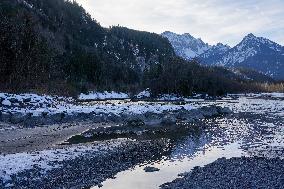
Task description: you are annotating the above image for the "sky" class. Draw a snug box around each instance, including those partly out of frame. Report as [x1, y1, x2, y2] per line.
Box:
[76, 0, 284, 46]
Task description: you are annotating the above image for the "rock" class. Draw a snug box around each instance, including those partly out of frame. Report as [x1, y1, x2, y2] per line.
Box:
[200, 106, 219, 117]
[176, 110, 190, 120]
[98, 183, 103, 188]
[41, 111, 49, 118]
[1, 112, 11, 122]
[2, 99, 12, 106]
[126, 117, 145, 127]
[8, 98, 19, 103]
[217, 107, 232, 115]
[107, 113, 122, 123]
[144, 166, 160, 172]
[23, 98, 32, 103]
[50, 113, 66, 122]
[161, 116, 176, 125]
[23, 116, 46, 127]
[10, 113, 30, 124]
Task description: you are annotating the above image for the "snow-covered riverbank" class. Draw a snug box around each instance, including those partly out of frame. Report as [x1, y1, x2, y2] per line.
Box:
[0, 92, 283, 188]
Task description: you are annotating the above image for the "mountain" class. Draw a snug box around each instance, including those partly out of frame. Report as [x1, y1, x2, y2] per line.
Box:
[164, 31, 284, 80]
[198, 43, 231, 64]
[0, 0, 277, 96]
[161, 31, 211, 60]
[207, 34, 284, 80]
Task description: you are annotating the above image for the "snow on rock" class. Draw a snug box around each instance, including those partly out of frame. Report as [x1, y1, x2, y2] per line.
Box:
[158, 94, 184, 101]
[0, 92, 199, 117]
[78, 91, 129, 100]
[1, 99, 11, 106]
[136, 89, 151, 99]
[161, 31, 211, 60]
[0, 93, 55, 105]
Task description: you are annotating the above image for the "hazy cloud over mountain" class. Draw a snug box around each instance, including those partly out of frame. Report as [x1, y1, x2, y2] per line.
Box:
[76, 0, 284, 46]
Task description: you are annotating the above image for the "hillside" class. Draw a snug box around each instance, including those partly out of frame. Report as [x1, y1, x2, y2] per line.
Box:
[0, 0, 175, 93]
[0, 0, 277, 96]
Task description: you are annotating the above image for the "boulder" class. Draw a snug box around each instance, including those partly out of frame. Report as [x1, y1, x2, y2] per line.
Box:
[10, 113, 31, 124]
[1, 112, 11, 122]
[50, 112, 66, 122]
[8, 98, 19, 103]
[126, 117, 145, 127]
[217, 107, 233, 115]
[144, 166, 160, 172]
[161, 116, 177, 125]
[200, 106, 219, 117]
[23, 97, 32, 103]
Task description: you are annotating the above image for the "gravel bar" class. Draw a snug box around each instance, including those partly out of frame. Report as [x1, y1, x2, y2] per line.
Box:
[160, 157, 284, 189]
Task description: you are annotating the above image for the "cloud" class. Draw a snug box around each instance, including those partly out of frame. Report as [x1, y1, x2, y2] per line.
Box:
[76, 0, 284, 46]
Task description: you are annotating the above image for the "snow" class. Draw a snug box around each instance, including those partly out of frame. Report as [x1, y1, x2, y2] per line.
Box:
[78, 91, 129, 100]
[2, 100, 11, 106]
[1, 92, 283, 121]
[0, 92, 198, 117]
[22, 0, 33, 9]
[161, 31, 211, 60]
[0, 141, 125, 183]
[158, 94, 184, 101]
[0, 92, 283, 183]
[136, 89, 151, 99]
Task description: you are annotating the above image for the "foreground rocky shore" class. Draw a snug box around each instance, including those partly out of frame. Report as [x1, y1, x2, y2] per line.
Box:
[0, 93, 232, 188]
[1, 92, 283, 189]
[160, 157, 284, 189]
[0, 140, 171, 189]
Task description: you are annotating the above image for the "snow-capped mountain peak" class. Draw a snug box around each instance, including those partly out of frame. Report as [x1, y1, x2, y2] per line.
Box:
[214, 34, 284, 80]
[239, 33, 283, 52]
[199, 43, 230, 60]
[164, 31, 284, 80]
[161, 31, 211, 60]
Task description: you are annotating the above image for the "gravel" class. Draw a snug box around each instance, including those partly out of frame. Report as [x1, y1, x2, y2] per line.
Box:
[0, 139, 171, 189]
[160, 157, 284, 189]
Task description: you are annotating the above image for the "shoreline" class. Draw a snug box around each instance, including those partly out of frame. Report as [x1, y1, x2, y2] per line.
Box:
[160, 157, 284, 189]
[0, 105, 231, 154]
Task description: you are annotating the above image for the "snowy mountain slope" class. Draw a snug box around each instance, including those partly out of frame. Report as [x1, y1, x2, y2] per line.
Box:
[161, 31, 211, 60]
[163, 31, 284, 80]
[198, 43, 231, 65]
[212, 34, 284, 80]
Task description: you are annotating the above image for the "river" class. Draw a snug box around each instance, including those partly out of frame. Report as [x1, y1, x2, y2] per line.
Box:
[92, 93, 284, 189]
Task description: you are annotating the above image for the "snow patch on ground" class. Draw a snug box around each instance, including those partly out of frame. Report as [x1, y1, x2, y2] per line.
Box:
[136, 89, 151, 99]
[0, 141, 124, 183]
[78, 91, 129, 100]
[0, 92, 198, 117]
[158, 94, 184, 101]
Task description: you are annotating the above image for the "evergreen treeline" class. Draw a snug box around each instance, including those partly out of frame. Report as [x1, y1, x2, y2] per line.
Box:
[0, 0, 277, 96]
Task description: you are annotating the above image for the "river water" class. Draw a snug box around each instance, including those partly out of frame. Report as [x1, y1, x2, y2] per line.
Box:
[92, 93, 284, 189]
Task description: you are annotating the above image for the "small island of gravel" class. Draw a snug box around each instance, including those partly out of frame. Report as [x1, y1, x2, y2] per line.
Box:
[160, 157, 284, 189]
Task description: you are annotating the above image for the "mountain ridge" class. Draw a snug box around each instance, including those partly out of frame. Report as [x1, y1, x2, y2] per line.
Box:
[163, 32, 284, 80]
[161, 31, 211, 60]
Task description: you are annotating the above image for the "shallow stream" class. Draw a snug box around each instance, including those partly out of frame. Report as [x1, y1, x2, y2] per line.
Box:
[92, 94, 284, 189]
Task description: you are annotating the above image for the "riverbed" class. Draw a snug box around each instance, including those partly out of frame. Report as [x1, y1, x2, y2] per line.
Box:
[92, 93, 284, 189]
[0, 93, 283, 188]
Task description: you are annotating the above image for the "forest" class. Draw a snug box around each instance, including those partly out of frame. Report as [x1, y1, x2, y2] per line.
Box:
[0, 0, 282, 96]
